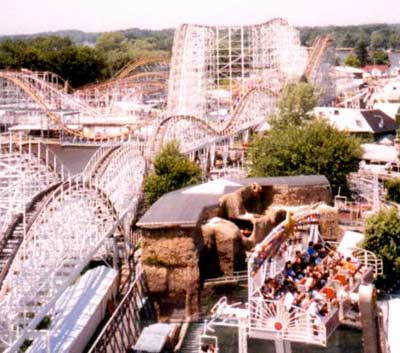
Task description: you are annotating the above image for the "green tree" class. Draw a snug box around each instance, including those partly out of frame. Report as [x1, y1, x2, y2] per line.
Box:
[95, 32, 170, 77]
[53, 46, 106, 87]
[0, 37, 106, 87]
[252, 82, 361, 195]
[249, 120, 362, 195]
[363, 208, 400, 290]
[370, 30, 387, 50]
[342, 33, 356, 48]
[344, 53, 361, 68]
[143, 141, 202, 205]
[389, 32, 400, 50]
[95, 32, 131, 76]
[95, 32, 128, 52]
[371, 50, 390, 65]
[269, 82, 319, 128]
[384, 178, 400, 203]
[354, 39, 371, 67]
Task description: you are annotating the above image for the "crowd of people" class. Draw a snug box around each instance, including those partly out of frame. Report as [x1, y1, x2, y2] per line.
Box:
[260, 240, 361, 321]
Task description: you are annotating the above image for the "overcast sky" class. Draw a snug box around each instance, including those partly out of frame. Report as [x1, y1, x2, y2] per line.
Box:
[1, 0, 400, 35]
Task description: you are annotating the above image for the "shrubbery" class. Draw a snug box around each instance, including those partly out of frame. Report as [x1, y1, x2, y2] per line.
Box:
[363, 208, 400, 291]
[143, 141, 202, 205]
[384, 178, 400, 204]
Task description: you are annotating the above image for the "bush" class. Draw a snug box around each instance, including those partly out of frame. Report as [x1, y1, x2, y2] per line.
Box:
[384, 178, 400, 203]
[143, 141, 202, 205]
[363, 208, 400, 291]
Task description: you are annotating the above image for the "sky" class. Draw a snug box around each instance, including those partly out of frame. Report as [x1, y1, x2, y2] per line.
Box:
[1, 0, 400, 35]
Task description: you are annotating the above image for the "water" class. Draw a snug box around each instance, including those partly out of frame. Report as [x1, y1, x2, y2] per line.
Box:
[45, 144, 98, 174]
[389, 52, 400, 67]
[210, 326, 362, 353]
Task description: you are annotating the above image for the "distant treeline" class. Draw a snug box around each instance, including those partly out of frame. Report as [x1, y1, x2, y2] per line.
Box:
[0, 30, 172, 87]
[300, 23, 400, 49]
[0, 28, 175, 46]
[1, 24, 399, 87]
[2, 24, 400, 49]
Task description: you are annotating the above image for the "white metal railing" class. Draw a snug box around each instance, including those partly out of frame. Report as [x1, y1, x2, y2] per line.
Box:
[204, 271, 248, 285]
[0, 133, 70, 238]
[327, 241, 383, 277]
[0, 137, 149, 351]
[351, 247, 383, 277]
[83, 144, 117, 176]
[0, 174, 120, 351]
[249, 298, 328, 346]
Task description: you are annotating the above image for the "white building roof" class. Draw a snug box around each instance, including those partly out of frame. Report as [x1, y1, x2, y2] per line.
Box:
[314, 107, 372, 133]
[362, 143, 398, 163]
[373, 103, 400, 120]
[338, 230, 364, 258]
[335, 66, 364, 75]
[313, 107, 398, 134]
[182, 178, 242, 195]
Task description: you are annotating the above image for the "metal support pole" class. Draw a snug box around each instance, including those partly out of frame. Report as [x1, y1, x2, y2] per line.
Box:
[372, 173, 380, 212]
[274, 340, 292, 353]
[238, 318, 248, 353]
[112, 236, 120, 270]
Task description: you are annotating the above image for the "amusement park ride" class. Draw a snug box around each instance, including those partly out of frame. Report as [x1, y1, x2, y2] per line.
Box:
[198, 211, 382, 353]
[0, 18, 383, 353]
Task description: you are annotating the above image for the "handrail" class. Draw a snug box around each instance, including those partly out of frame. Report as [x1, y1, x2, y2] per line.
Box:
[87, 270, 150, 353]
[248, 297, 328, 346]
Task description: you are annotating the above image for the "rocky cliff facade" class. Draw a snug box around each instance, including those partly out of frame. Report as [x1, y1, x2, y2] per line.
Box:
[141, 227, 201, 319]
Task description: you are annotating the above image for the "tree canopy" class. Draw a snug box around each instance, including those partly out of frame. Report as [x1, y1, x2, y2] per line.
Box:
[250, 83, 362, 195]
[344, 49, 389, 68]
[269, 82, 319, 128]
[343, 53, 361, 68]
[143, 141, 202, 205]
[362, 208, 400, 291]
[0, 31, 171, 87]
[300, 23, 400, 50]
[354, 40, 371, 67]
[0, 36, 106, 87]
[371, 50, 390, 65]
[384, 178, 400, 203]
[249, 120, 361, 195]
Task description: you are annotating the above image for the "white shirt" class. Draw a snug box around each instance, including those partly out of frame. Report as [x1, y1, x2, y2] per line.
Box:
[284, 291, 295, 310]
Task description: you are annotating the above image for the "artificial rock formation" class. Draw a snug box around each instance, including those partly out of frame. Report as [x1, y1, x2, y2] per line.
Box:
[139, 177, 335, 320]
[246, 209, 288, 245]
[219, 183, 263, 218]
[201, 218, 244, 276]
[141, 228, 201, 318]
[270, 184, 332, 206]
